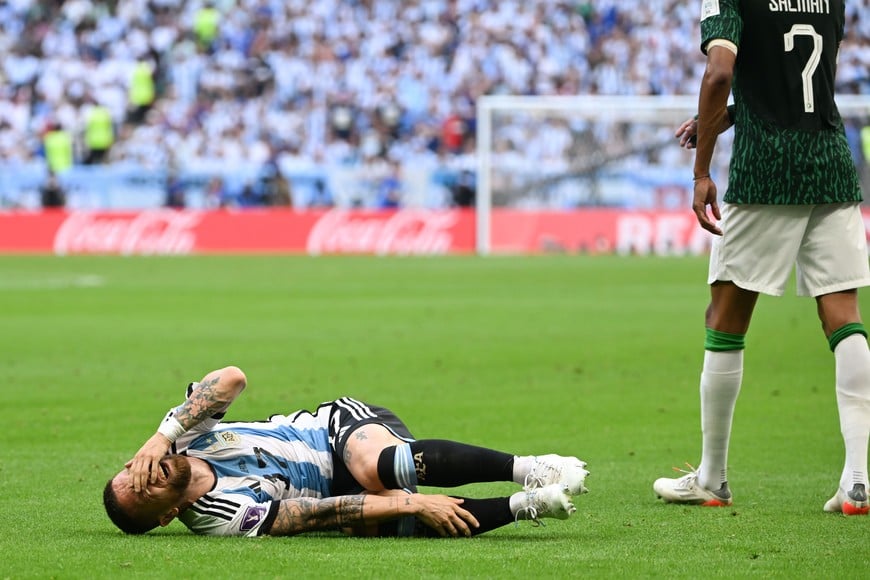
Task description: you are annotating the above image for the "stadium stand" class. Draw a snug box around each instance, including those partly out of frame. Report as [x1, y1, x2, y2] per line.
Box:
[1, 0, 868, 209]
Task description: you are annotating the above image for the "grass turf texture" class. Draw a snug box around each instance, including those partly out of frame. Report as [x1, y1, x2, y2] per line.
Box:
[1, 254, 868, 579]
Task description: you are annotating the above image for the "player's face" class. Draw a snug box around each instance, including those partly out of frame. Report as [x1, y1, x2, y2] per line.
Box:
[112, 455, 193, 520]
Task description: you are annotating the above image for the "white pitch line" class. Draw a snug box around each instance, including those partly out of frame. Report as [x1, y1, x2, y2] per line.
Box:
[0, 274, 106, 290]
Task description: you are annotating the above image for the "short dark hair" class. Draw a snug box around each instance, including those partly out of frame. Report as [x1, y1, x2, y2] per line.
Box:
[102, 478, 159, 535]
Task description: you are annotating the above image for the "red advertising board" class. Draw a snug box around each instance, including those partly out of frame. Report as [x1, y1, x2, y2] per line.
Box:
[491, 209, 715, 255]
[1, 208, 868, 256]
[0, 209, 477, 255]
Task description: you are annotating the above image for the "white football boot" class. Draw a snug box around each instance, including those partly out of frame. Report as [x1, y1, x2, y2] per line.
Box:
[512, 483, 577, 526]
[823, 483, 869, 516]
[653, 465, 732, 507]
[524, 454, 589, 495]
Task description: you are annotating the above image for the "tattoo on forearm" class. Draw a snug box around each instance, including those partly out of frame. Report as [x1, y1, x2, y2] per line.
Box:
[336, 496, 366, 526]
[174, 377, 223, 428]
[269, 496, 369, 536]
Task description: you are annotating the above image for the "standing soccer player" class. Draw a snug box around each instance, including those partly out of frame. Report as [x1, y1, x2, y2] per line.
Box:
[654, 0, 870, 515]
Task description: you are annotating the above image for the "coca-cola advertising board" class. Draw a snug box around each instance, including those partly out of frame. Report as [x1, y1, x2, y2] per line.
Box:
[0, 209, 476, 255]
[2, 208, 869, 256]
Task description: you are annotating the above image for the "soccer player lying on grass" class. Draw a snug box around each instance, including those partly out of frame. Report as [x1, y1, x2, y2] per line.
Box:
[103, 366, 589, 537]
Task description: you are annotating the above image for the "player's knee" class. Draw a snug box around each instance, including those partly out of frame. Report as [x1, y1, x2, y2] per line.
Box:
[376, 443, 417, 490]
[817, 291, 861, 335]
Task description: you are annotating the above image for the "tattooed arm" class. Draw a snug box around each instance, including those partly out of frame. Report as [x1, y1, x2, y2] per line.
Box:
[172, 366, 247, 429]
[125, 366, 247, 492]
[264, 493, 479, 538]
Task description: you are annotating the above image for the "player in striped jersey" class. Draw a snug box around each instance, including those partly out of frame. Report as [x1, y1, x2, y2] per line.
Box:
[654, 0, 870, 515]
[104, 366, 589, 536]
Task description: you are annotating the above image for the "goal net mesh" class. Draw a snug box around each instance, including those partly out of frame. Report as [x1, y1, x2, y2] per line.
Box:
[476, 95, 870, 212]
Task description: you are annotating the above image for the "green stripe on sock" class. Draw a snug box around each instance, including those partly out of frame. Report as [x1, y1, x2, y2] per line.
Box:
[828, 323, 867, 352]
[704, 328, 745, 351]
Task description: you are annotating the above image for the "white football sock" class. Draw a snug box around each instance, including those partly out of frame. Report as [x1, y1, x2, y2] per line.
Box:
[834, 334, 870, 490]
[698, 350, 743, 491]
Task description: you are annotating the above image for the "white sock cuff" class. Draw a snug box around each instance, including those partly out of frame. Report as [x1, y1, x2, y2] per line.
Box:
[703, 349, 744, 374]
[835, 334, 870, 395]
[834, 333, 870, 356]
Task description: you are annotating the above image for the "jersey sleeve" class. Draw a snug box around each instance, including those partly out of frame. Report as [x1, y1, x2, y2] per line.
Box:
[180, 491, 280, 537]
[700, 0, 742, 54]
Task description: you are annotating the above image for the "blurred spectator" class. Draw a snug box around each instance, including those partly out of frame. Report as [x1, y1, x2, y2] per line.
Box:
[42, 123, 74, 175]
[164, 172, 186, 208]
[83, 97, 114, 165]
[193, 1, 221, 53]
[451, 170, 475, 208]
[442, 111, 469, 155]
[203, 176, 230, 208]
[236, 181, 263, 208]
[127, 60, 156, 125]
[309, 179, 334, 209]
[40, 172, 66, 208]
[376, 161, 402, 209]
[260, 155, 294, 207]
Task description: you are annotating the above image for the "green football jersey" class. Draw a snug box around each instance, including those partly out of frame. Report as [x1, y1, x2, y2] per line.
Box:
[700, 0, 861, 205]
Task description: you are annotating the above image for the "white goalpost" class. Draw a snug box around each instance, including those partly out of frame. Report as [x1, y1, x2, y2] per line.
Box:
[474, 94, 870, 255]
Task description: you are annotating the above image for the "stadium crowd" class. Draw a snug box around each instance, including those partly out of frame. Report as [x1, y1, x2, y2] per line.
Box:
[1, 0, 869, 209]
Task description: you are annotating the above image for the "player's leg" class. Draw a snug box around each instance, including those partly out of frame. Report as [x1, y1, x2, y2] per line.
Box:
[653, 282, 755, 506]
[424, 484, 577, 536]
[655, 204, 801, 506]
[330, 399, 587, 495]
[331, 399, 514, 492]
[798, 202, 870, 515]
[375, 439, 588, 494]
[817, 291, 870, 515]
[697, 282, 757, 494]
[342, 423, 588, 494]
[351, 485, 577, 538]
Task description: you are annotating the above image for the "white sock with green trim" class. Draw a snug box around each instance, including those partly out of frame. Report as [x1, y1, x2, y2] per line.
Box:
[698, 349, 743, 491]
[834, 334, 870, 490]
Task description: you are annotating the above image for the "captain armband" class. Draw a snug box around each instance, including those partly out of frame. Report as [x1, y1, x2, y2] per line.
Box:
[157, 415, 186, 442]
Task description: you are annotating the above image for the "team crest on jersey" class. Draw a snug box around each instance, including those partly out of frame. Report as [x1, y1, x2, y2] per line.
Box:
[219, 431, 241, 444]
[201, 430, 242, 451]
[701, 0, 720, 20]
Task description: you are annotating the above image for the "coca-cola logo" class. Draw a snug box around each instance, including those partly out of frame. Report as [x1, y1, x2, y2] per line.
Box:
[307, 210, 458, 255]
[54, 211, 201, 255]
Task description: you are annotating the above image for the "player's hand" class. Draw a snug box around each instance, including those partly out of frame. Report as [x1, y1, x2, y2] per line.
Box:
[675, 117, 698, 149]
[692, 177, 722, 236]
[125, 432, 172, 493]
[410, 494, 479, 538]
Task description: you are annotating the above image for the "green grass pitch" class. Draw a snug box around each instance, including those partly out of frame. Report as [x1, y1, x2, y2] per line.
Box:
[1, 254, 868, 579]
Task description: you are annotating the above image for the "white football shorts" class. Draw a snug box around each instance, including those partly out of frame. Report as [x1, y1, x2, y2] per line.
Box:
[708, 202, 870, 297]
